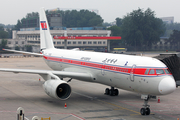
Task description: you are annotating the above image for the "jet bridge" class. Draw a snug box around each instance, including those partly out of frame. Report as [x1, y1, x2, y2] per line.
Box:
[154, 53, 180, 87]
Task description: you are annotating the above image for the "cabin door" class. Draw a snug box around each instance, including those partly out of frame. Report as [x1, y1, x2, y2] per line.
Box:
[101, 62, 106, 75]
[130, 64, 136, 82]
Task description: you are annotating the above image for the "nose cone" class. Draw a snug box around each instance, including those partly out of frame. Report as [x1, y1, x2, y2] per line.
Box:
[158, 77, 176, 95]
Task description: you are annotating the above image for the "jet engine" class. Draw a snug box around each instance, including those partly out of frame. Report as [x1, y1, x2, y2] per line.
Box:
[43, 80, 71, 100]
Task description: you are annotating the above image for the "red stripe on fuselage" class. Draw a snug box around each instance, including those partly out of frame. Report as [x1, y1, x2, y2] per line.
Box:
[43, 55, 170, 76]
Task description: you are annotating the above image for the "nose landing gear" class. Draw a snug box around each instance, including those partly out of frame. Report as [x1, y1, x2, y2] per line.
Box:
[140, 100, 150, 115]
[140, 95, 150, 115]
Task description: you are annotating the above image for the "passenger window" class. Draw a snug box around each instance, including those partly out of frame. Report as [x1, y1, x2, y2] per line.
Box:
[164, 69, 170, 74]
[145, 69, 149, 74]
[149, 69, 155, 74]
[156, 69, 165, 74]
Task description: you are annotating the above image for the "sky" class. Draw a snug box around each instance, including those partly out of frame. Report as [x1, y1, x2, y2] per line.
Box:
[0, 0, 180, 25]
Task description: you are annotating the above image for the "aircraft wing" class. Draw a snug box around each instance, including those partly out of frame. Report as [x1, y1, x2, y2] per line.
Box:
[3, 49, 43, 56]
[0, 68, 93, 81]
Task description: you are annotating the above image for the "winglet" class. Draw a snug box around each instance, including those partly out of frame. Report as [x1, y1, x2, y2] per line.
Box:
[39, 8, 54, 50]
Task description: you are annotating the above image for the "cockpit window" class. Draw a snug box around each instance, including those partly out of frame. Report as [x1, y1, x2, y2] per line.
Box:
[144, 68, 171, 75]
[164, 69, 170, 74]
[156, 69, 165, 74]
[149, 69, 155, 74]
[145, 69, 150, 74]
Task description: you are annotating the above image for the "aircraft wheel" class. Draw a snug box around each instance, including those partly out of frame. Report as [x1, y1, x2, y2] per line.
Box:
[140, 108, 146, 115]
[114, 89, 119, 96]
[105, 88, 110, 95]
[109, 89, 114, 96]
[145, 108, 150, 115]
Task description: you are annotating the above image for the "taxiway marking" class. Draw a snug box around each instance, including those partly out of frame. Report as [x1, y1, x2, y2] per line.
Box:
[73, 91, 140, 115]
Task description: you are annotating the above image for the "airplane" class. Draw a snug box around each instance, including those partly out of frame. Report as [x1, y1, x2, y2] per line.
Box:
[0, 8, 176, 116]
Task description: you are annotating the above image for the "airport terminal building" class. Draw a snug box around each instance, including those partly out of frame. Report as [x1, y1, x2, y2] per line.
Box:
[9, 29, 111, 53]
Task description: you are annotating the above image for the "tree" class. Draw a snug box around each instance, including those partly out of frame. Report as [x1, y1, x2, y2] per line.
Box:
[163, 23, 180, 37]
[116, 18, 122, 27]
[0, 31, 8, 39]
[26, 12, 39, 18]
[54, 9, 103, 27]
[108, 26, 121, 36]
[6, 28, 12, 39]
[15, 10, 103, 28]
[121, 8, 166, 50]
[0, 26, 8, 39]
[107, 26, 122, 49]
[169, 30, 180, 49]
[14, 20, 22, 30]
[0, 39, 8, 50]
[0, 24, 14, 39]
[0, 26, 4, 31]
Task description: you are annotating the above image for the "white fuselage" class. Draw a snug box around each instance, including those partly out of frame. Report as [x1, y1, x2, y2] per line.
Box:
[42, 48, 176, 96]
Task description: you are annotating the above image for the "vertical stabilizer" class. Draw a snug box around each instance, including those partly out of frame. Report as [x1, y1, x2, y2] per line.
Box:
[39, 8, 54, 50]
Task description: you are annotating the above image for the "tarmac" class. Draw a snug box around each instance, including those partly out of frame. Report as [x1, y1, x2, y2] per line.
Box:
[0, 57, 180, 120]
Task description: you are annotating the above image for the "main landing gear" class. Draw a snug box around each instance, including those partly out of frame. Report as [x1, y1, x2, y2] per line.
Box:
[105, 87, 119, 96]
[140, 95, 150, 115]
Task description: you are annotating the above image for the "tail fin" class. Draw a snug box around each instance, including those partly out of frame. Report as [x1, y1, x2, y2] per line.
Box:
[39, 8, 54, 50]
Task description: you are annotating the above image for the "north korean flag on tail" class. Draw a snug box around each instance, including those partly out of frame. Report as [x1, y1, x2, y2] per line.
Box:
[40, 21, 47, 30]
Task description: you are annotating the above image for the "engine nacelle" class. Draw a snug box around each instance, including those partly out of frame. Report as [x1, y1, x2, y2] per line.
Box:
[43, 80, 71, 100]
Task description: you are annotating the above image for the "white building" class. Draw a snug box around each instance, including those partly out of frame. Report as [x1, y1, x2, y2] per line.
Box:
[7, 29, 111, 52]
